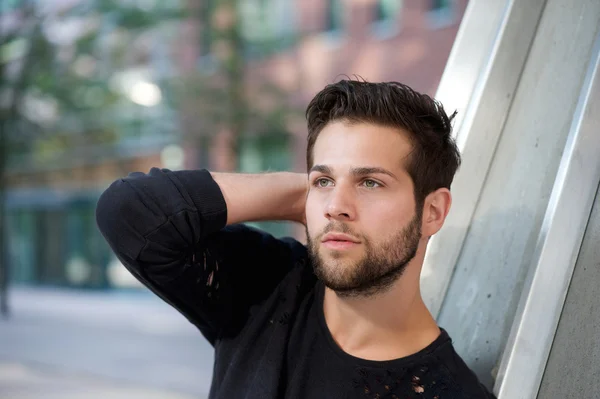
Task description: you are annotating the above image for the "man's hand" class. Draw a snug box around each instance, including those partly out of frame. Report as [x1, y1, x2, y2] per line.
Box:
[211, 171, 308, 226]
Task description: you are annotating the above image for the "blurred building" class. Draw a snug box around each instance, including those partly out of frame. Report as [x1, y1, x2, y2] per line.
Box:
[184, 0, 467, 172]
[3, 0, 467, 289]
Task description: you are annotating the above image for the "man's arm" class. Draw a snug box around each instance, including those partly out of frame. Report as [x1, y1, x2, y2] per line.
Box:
[96, 168, 308, 344]
[211, 171, 307, 225]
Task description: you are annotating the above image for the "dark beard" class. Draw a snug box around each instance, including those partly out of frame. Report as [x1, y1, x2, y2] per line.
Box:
[307, 212, 422, 298]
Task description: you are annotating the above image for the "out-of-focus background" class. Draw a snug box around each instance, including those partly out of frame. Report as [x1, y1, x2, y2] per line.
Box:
[0, 0, 463, 289]
[0, 1, 466, 397]
[2, 0, 600, 398]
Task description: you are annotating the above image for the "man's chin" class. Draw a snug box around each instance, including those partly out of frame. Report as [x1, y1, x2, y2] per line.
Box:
[320, 278, 372, 298]
[319, 245, 362, 259]
[313, 262, 359, 288]
[320, 276, 393, 299]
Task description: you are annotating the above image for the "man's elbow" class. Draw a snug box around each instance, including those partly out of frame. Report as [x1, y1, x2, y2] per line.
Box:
[95, 178, 145, 262]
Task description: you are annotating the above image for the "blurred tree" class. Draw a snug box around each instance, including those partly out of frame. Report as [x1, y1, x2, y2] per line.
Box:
[1, 1, 186, 172]
[173, 0, 300, 172]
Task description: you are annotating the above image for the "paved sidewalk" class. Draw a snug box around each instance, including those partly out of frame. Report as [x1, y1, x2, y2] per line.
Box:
[0, 362, 199, 399]
[0, 287, 213, 398]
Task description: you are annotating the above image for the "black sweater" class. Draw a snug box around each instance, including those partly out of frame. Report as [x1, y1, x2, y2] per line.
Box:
[96, 168, 496, 399]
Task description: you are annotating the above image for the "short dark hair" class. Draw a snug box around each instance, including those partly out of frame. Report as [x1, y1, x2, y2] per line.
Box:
[305, 79, 461, 208]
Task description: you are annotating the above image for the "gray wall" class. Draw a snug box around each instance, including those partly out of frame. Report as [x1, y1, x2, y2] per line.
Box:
[428, 0, 600, 389]
[537, 184, 600, 398]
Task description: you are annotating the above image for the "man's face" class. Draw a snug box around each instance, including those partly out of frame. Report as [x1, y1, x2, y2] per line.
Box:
[305, 120, 423, 298]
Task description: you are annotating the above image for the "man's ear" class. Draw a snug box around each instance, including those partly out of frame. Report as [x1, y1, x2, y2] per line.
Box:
[421, 188, 452, 238]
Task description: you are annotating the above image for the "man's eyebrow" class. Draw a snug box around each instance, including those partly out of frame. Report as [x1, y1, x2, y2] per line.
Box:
[351, 167, 398, 180]
[309, 165, 398, 180]
[309, 164, 331, 174]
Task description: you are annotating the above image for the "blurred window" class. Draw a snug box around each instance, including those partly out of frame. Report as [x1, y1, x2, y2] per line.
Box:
[374, 0, 401, 23]
[324, 0, 343, 32]
[0, 0, 21, 13]
[7, 210, 36, 283]
[240, 0, 296, 58]
[36, 209, 67, 285]
[238, 133, 290, 172]
[371, 0, 402, 39]
[428, 0, 455, 29]
[430, 0, 451, 11]
[66, 201, 110, 288]
[200, 0, 214, 57]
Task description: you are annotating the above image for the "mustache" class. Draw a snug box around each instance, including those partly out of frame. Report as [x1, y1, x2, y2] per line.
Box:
[318, 222, 360, 239]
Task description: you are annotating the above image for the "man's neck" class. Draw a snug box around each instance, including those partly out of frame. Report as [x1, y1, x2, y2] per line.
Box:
[322, 268, 440, 361]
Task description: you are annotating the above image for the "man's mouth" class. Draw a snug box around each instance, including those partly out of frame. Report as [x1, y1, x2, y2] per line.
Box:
[321, 232, 360, 250]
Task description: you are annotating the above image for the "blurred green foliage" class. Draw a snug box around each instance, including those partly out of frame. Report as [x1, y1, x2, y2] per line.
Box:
[1, 1, 186, 170]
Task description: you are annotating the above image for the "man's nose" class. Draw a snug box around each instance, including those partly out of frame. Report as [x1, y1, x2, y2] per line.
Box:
[325, 186, 355, 221]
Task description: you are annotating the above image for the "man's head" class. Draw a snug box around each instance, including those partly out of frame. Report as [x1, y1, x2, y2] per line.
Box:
[304, 79, 460, 298]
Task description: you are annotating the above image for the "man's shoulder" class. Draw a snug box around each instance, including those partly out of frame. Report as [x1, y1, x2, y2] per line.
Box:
[213, 223, 315, 302]
[201, 223, 308, 265]
[210, 223, 307, 249]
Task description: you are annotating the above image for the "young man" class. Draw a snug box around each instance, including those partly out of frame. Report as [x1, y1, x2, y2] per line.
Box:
[97, 80, 496, 398]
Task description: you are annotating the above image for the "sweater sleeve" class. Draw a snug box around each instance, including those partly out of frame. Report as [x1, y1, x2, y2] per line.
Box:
[96, 168, 305, 345]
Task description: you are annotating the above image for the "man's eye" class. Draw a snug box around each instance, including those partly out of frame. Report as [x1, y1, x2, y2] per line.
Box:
[363, 179, 380, 188]
[315, 178, 332, 187]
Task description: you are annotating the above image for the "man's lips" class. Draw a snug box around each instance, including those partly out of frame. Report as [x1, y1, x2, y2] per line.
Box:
[321, 232, 360, 243]
[321, 233, 360, 250]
